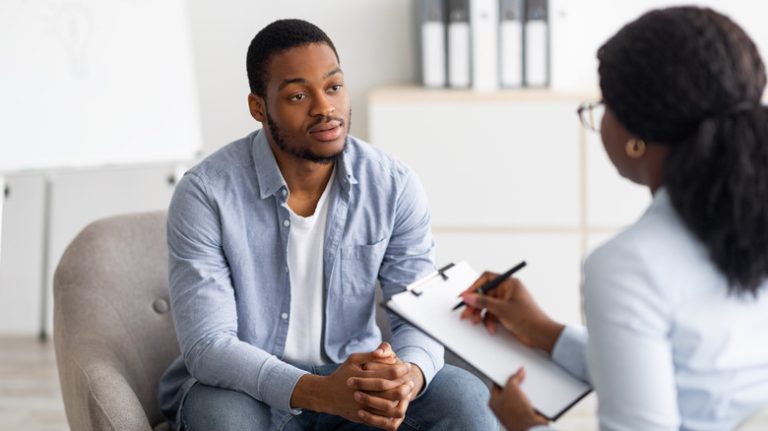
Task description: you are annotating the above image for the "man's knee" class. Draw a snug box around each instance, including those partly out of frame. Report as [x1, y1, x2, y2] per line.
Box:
[418, 364, 498, 428]
[181, 383, 271, 431]
[433, 365, 491, 406]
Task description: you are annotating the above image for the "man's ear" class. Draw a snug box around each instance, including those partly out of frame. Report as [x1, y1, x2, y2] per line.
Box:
[248, 93, 266, 123]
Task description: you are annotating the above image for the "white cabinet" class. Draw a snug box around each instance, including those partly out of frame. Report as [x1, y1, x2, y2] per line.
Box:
[369, 89, 582, 228]
[0, 165, 179, 336]
[369, 87, 651, 325]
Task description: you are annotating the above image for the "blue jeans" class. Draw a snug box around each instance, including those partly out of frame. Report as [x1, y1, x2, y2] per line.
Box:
[179, 364, 498, 430]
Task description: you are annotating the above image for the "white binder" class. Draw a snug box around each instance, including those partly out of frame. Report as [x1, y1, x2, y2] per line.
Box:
[500, 0, 524, 88]
[524, 0, 549, 87]
[417, 0, 447, 88]
[470, 0, 499, 91]
[447, 0, 471, 88]
[384, 261, 591, 420]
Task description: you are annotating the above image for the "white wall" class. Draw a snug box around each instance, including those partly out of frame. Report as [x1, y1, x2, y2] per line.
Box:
[0, 0, 418, 336]
[549, 0, 768, 91]
[2, 0, 768, 335]
[187, 0, 416, 153]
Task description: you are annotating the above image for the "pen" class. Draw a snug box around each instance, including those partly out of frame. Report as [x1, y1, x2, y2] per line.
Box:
[451, 261, 527, 311]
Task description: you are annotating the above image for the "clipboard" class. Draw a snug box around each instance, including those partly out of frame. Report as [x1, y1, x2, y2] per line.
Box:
[384, 261, 591, 421]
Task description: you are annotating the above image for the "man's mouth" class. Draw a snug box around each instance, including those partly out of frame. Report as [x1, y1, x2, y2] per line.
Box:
[309, 120, 343, 142]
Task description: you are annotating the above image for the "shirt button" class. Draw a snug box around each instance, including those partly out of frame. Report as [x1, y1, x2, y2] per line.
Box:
[281, 188, 287, 197]
[281, 312, 289, 320]
[283, 219, 290, 227]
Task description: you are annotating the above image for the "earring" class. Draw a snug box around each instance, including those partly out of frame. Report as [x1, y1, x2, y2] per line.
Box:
[625, 138, 647, 159]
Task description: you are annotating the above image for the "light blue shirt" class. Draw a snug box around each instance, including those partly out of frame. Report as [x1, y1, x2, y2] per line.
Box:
[537, 189, 768, 430]
[158, 130, 444, 425]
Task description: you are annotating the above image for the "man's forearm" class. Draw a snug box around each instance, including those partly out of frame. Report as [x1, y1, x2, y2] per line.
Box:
[183, 336, 308, 411]
[388, 313, 445, 388]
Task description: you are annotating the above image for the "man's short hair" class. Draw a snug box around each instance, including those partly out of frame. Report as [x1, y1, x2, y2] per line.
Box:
[246, 19, 340, 98]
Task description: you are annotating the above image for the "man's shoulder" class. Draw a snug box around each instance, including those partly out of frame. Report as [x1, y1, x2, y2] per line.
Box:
[186, 132, 256, 183]
[345, 135, 410, 180]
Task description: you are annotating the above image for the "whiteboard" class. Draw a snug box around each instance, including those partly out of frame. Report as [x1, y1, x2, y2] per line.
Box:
[0, 0, 203, 173]
[550, 0, 768, 92]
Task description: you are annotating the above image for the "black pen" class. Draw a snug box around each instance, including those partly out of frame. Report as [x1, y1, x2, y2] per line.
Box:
[451, 261, 527, 311]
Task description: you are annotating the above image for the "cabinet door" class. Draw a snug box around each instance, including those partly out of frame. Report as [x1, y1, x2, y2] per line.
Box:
[0, 176, 46, 334]
[0, 167, 178, 335]
[370, 98, 581, 228]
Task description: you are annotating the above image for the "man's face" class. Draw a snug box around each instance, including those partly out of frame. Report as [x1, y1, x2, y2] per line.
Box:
[250, 43, 351, 164]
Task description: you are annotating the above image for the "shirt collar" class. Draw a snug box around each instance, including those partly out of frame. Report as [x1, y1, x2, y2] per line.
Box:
[251, 130, 286, 199]
[251, 130, 358, 200]
[652, 186, 669, 207]
[337, 139, 359, 187]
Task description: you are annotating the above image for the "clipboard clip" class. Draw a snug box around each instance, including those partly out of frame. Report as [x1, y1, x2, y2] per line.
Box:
[437, 262, 455, 280]
[408, 262, 455, 297]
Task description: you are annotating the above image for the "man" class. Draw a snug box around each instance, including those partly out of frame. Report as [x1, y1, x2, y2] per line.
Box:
[158, 19, 495, 430]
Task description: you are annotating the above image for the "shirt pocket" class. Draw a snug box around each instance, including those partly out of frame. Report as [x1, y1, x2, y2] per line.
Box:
[339, 239, 388, 297]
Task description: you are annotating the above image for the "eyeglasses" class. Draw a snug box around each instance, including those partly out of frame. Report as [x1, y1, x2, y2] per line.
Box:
[577, 100, 604, 133]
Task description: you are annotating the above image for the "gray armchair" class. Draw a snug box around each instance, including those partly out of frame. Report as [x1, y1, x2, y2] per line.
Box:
[52, 210, 487, 431]
[54, 211, 176, 431]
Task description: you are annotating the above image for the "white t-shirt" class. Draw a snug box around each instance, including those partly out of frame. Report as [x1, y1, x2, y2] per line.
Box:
[282, 176, 333, 366]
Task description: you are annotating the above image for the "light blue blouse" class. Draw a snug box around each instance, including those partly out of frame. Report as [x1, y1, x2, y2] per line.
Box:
[536, 189, 768, 430]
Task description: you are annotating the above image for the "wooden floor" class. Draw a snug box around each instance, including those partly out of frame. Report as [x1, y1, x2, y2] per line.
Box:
[0, 337, 68, 431]
[0, 336, 765, 430]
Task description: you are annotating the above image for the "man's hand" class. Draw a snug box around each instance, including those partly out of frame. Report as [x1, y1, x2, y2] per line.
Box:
[346, 347, 425, 431]
[290, 342, 408, 428]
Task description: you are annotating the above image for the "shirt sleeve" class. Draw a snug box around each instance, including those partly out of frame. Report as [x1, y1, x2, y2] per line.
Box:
[581, 244, 681, 430]
[377, 166, 445, 390]
[551, 325, 589, 383]
[167, 172, 307, 413]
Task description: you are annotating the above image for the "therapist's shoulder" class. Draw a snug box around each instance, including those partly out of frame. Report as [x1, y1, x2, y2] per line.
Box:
[583, 203, 680, 299]
[585, 227, 646, 282]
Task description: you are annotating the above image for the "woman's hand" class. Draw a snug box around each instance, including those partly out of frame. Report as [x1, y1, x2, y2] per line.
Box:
[490, 368, 549, 431]
[459, 274, 565, 354]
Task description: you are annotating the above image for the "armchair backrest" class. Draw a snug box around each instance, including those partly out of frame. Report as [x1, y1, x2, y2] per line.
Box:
[54, 211, 178, 430]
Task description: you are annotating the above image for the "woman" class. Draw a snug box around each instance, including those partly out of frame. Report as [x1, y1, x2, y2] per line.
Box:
[461, 7, 768, 430]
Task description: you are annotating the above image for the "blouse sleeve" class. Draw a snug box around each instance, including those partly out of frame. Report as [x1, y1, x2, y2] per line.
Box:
[581, 243, 681, 430]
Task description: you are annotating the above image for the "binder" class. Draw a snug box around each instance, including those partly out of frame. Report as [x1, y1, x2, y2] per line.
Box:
[469, 0, 499, 91]
[416, 0, 447, 88]
[384, 261, 591, 420]
[524, 0, 549, 87]
[447, 0, 471, 88]
[499, 0, 524, 88]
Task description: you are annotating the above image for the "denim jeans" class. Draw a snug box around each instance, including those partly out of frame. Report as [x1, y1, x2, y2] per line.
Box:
[179, 364, 498, 430]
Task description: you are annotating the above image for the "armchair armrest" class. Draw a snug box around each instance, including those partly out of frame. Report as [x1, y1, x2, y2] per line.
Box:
[58, 345, 153, 431]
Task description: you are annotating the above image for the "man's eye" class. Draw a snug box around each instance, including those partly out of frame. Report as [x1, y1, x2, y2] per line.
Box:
[329, 84, 342, 93]
[289, 93, 305, 101]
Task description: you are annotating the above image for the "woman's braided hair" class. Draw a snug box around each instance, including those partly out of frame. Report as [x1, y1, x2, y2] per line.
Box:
[598, 7, 768, 295]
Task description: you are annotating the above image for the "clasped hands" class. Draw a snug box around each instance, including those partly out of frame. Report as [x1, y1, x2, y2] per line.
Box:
[291, 342, 423, 431]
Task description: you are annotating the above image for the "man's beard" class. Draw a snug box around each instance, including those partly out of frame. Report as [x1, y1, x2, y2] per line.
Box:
[266, 109, 352, 165]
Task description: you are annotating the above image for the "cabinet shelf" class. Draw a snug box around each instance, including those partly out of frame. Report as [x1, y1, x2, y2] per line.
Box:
[368, 86, 597, 103]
